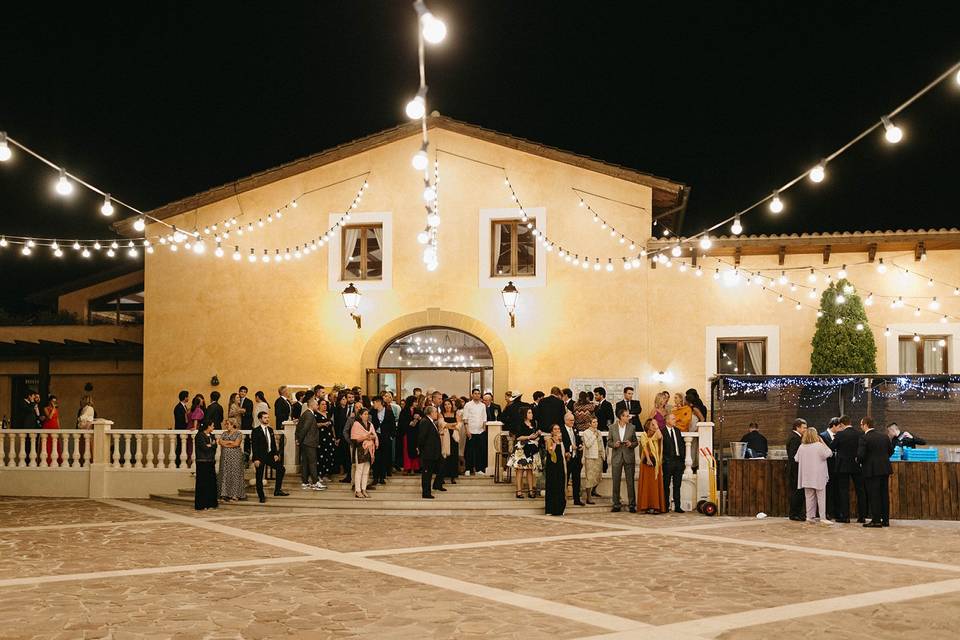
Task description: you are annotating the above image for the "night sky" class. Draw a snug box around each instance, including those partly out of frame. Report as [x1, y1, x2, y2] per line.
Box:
[1, 1, 959, 311]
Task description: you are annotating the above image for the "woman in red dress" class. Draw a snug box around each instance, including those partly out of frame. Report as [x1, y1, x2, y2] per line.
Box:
[399, 396, 421, 473]
[42, 394, 61, 466]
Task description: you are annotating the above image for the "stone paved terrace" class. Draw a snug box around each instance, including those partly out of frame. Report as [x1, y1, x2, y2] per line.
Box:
[1, 496, 959, 639]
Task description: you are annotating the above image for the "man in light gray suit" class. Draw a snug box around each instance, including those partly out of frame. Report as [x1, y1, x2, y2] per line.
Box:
[295, 396, 323, 490]
[607, 407, 639, 512]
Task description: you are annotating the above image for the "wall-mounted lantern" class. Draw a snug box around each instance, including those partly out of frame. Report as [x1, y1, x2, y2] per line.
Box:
[342, 283, 362, 328]
[501, 281, 519, 328]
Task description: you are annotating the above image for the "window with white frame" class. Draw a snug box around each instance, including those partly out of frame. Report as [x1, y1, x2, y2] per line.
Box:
[327, 211, 392, 291]
[717, 338, 767, 375]
[341, 223, 383, 281]
[491, 218, 536, 277]
[899, 335, 948, 374]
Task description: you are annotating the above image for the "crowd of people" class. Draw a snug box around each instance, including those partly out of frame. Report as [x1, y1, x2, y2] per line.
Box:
[778, 415, 916, 527]
[13, 388, 96, 465]
[178, 382, 712, 516]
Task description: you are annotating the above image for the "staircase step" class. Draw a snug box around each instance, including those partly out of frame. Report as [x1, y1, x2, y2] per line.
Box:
[177, 487, 545, 502]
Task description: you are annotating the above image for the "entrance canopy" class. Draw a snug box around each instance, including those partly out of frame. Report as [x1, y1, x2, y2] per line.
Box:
[378, 328, 493, 369]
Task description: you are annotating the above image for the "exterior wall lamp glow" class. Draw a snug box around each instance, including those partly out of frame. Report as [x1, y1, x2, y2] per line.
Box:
[501, 281, 518, 328]
[342, 283, 362, 328]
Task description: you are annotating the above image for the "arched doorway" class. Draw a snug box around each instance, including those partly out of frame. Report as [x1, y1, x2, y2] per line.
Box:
[359, 308, 508, 402]
[369, 327, 494, 398]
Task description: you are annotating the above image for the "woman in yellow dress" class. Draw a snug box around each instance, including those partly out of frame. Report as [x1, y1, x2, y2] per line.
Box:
[636, 419, 666, 514]
[672, 393, 693, 432]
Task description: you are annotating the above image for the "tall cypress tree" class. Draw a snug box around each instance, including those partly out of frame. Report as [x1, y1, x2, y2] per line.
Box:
[810, 278, 877, 374]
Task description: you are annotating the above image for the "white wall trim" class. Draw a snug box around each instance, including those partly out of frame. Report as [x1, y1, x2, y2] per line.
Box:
[327, 212, 392, 291]
[884, 322, 959, 374]
[705, 325, 781, 389]
[478, 207, 546, 289]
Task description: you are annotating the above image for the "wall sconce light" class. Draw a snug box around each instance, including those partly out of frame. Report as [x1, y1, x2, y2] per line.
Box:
[341, 283, 362, 328]
[501, 281, 519, 328]
[651, 370, 674, 384]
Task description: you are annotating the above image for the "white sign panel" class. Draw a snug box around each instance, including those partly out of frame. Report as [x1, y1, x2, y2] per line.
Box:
[569, 378, 639, 404]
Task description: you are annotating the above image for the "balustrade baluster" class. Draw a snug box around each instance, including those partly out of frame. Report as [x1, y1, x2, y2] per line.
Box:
[16, 433, 26, 468]
[145, 433, 155, 469]
[178, 433, 187, 469]
[39, 432, 50, 468]
[79, 432, 88, 466]
[51, 433, 62, 468]
[69, 433, 79, 467]
[0, 433, 7, 468]
[122, 434, 132, 469]
[29, 435, 39, 468]
[158, 433, 168, 469]
[112, 433, 122, 469]
[133, 434, 143, 469]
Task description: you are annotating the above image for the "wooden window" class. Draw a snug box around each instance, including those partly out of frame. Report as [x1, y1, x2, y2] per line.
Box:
[899, 335, 948, 374]
[491, 219, 536, 277]
[717, 338, 767, 375]
[341, 224, 383, 281]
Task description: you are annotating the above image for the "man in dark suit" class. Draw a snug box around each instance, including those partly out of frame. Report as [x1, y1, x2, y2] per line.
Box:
[535, 387, 566, 432]
[290, 391, 304, 421]
[370, 395, 395, 485]
[832, 415, 868, 523]
[173, 390, 189, 467]
[662, 413, 686, 513]
[562, 388, 575, 413]
[786, 418, 807, 521]
[238, 386, 254, 430]
[294, 396, 321, 489]
[251, 411, 288, 502]
[482, 392, 501, 422]
[858, 416, 894, 528]
[17, 390, 40, 464]
[418, 406, 442, 498]
[819, 417, 842, 520]
[593, 387, 614, 432]
[559, 411, 584, 506]
[615, 386, 642, 430]
[204, 391, 224, 429]
[274, 386, 292, 431]
[335, 391, 357, 483]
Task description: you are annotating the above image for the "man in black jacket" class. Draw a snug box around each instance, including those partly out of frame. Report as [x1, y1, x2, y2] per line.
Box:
[483, 392, 501, 422]
[251, 411, 288, 502]
[204, 391, 224, 429]
[418, 406, 442, 498]
[173, 390, 189, 467]
[559, 411, 584, 506]
[274, 386, 292, 431]
[370, 395, 395, 485]
[535, 387, 566, 433]
[859, 416, 894, 528]
[832, 415, 868, 523]
[662, 413, 686, 513]
[887, 422, 926, 449]
[615, 387, 642, 430]
[593, 387, 614, 432]
[294, 396, 321, 489]
[237, 386, 254, 430]
[786, 418, 807, 521]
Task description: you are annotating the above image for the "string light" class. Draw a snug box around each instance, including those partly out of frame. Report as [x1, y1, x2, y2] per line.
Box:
[414, 0, 447, 44]
[768, 191, 784, 214]
[0, 132, 11, 162]
[881, 115, 903, 143]
[54, 169, 73, 196]
[730, 215, 743, 235]
[809, 162, 826, 183]
[100, 194, 114, 216]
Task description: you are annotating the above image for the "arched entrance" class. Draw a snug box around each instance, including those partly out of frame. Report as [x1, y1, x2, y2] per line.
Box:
[371, 327, 493, 398]
[360, 308, 508, 401]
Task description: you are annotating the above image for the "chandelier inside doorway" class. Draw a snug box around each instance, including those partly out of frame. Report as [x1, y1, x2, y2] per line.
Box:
[378, 328, 493, 369]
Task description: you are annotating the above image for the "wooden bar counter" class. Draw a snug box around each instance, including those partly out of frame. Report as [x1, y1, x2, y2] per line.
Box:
[726, 459, 960, 520]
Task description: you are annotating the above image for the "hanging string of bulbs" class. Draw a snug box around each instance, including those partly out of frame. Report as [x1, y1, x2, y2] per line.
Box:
[404, 0, 446, 272]
[157, 176, 370, 263]
[0, 131, 168, 237]
[645, 59, 960, 259]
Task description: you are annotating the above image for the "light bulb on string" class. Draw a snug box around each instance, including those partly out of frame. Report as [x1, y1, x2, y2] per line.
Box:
[913, 333, 921, 343]
[426, 212, 441, 227]
[884, 328, 891, 337]
[807, 269, 817, 283]
[876, 258, 887, 274]
[21, 245, 31, 256]
[865, 293, 874, 306]
[411, 147, 429, 171]
[730, 215, 743, 235]
[100, 195, 114, 216]
[881, 116, 903, 143]
[55, 169, 73, 196]
[127, 246, 138, 258]
[133, 217, 145, 232]
[93, 242, 102, 251]
[941, 315, 949, 324]
[106, 248, 115, 258]
[606, 259, 614, 272]
[214, 243, 224, 258]
[414, 1, 447, 44]
[671, 244, 682, 258]
[405, 88, 427, 120]
[928, 278, 935, 288]
[631, 258, 641, 268]
[835, 317, 843, 325]
[699, 235, 712, 250]
[0, 132, 11, 161]
[856, 323, 864, 331]
[930, 297, 940, 310]
[778, 271, 788, 285]
[835, 293, 846, 304]
[593, 259, 601, 271]
[81, 248, 91, 258]
[837, 264, 847, 279]
[809, 162, 826, 183]
[423, 184, 437, 202]
[261, 250, 270, 264]
[768, 191, 784, 214]
[914, 307, 921, 317]
[417, 231, 429, 244]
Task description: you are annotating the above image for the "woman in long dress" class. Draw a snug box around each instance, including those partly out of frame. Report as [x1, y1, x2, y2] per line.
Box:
[316, 399, 338, 481]
[217, 418, 246, 501]
[194, 422, 219, 510]
[440, 399, 461, 485]
[399, 396, 421, 474]
[637, 419, 666, 514]
[581, 417, 604, 504]
[350, 409, 378, 499]
[543, 425, 567, 516]
[41, 394, 61, 466]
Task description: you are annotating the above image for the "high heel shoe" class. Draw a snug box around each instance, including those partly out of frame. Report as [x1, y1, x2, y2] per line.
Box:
[528, 490, 537, 499]
[516, 491, 524, 499]
[354, 492, 363, 499]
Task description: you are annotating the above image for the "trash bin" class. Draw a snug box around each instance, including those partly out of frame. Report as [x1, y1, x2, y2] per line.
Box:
[730, 441, 747, 459]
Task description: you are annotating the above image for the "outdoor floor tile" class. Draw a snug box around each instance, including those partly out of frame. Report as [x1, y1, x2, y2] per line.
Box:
[708, 519, 960, 566]
[381, 533, 955, 625]
[1, 522, 291, 578]
[219, 514, 609, 552]
[715, 589, 960, 639]
[0, 499, 161, 528]
[0, 561, 604, 640]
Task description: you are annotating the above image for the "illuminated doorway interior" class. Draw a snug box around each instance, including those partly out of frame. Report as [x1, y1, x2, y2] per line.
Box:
[367, 327, 494, 398]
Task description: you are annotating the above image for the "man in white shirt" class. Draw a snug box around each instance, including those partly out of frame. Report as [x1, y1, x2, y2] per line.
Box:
[462, 388, 488, 476]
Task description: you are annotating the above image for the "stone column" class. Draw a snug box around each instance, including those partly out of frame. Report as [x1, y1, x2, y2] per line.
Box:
[485, 421, 502, 477]
[87, 419, 114, 498]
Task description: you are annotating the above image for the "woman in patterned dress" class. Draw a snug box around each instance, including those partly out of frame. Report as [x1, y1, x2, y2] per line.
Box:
[217, 418, 246, 501]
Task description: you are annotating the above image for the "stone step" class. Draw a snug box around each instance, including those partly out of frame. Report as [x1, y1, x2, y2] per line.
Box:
[150, 492, 611, 515]
[177, 487, 553, 502]
[236, 482, 522, 494]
